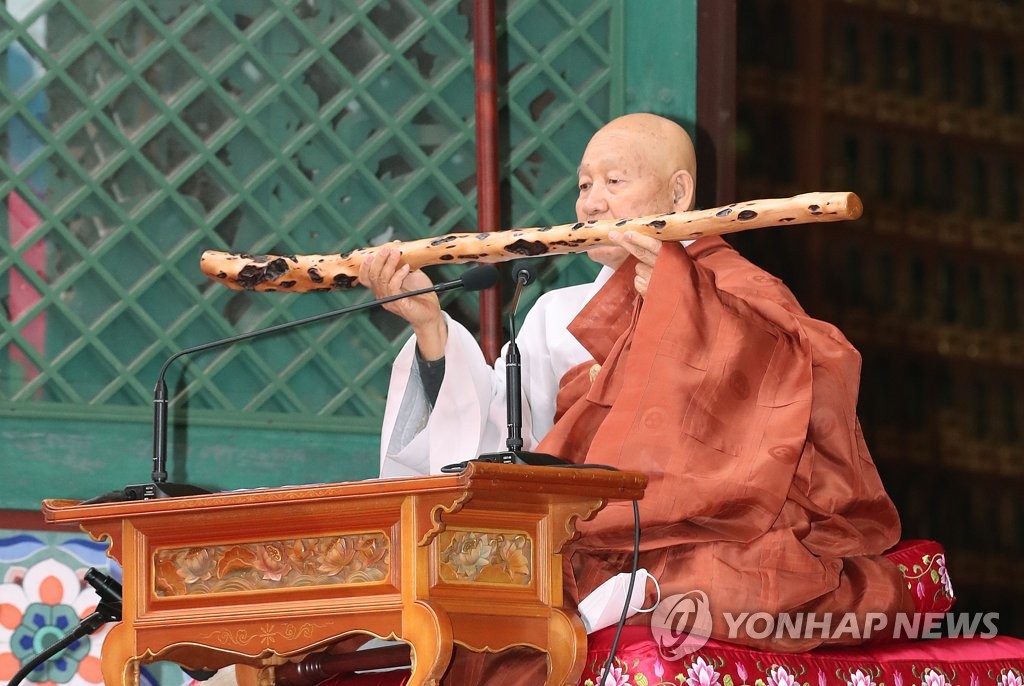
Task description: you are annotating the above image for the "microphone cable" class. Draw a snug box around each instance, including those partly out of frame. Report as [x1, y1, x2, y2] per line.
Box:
[596, 499, 641, 686]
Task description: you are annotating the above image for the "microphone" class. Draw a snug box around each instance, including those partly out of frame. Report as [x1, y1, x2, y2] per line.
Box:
[85, 264, 500, 503]
[504, 267, 533, 452]
[472, 265, 567, 469]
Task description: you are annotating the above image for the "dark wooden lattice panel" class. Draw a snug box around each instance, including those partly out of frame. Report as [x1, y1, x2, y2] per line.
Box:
[735, 0, 1024, 635]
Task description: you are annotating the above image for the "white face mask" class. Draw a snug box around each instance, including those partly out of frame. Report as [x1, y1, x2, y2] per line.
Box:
[577, 568, 661, 634]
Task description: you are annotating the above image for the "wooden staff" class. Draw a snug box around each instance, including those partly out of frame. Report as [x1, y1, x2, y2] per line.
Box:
[200, 191, 862, 292]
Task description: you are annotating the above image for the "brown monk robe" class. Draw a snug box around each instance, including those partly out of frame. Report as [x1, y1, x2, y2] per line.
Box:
[418, 235, 914, 685]
[347, 113, 910, 683]
[539, 236, 914, 653]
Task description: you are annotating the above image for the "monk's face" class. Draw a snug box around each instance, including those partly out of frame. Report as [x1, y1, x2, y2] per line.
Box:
[575, 126, 677, 268]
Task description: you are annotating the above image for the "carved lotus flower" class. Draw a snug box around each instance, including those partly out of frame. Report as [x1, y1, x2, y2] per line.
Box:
[495, 536, 529, 580]
[441, 533, 489, 579]
[351, 537, 377, 566]
[179, 548, 215, 584]
[318, 538, 359, 577]
[253, 543, 291, 582]
[287, 539, 317, 574]
[155, 557, 186, 596]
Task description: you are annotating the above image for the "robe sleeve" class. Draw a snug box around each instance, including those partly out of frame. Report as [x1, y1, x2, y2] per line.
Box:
[378, 313, 498, 477]
[559, 242, 817, 548]
[555, 241, 898, 562]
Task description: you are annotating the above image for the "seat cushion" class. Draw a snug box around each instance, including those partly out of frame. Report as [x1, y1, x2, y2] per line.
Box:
[885, 539, 956, 615]
[582, 626, 1024, 685]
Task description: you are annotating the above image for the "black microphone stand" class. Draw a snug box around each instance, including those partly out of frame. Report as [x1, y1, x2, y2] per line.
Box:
[477, 267, 567, 468]
[85, 266, 498, 503]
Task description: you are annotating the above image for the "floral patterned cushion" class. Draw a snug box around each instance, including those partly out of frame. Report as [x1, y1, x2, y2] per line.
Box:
[581, 626, 1024, 686]
[885, 540, 956, 615]
[579, 541, 1024, 686]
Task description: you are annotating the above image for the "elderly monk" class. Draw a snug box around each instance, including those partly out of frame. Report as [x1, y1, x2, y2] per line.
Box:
[359, 114, 912, 679]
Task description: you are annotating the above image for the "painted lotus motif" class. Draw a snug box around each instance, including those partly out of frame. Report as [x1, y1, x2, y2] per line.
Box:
[153, 532, 390, 597]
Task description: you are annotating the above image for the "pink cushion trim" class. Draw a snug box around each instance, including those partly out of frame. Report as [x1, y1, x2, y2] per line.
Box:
[591, 625, 1024, 662]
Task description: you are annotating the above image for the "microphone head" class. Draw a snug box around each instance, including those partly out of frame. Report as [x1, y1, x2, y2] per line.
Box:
[460, 264, 499, 291]
[514, 266, 536, 286]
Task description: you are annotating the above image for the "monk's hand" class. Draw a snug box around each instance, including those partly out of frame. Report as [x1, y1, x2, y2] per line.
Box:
[359, 245, 448, 359]
[609, 230, 661, 297]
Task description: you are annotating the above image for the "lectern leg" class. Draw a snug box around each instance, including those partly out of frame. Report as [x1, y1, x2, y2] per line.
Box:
[100, 623, 140, 686]
[545, 608, 587, 686]
[402, 601, 453, 686]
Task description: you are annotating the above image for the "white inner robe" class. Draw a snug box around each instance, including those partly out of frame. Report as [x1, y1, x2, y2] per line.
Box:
[378, 267, 614, 477]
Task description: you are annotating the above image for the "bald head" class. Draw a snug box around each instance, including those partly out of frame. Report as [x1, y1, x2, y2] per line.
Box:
[575, 113, 698, 267]
[594, 113, 697, 190]
[576, 112, 697, 223]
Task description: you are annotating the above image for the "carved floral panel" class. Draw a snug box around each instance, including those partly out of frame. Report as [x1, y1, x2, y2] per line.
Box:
[437, 529, 532, 586]
[153, 531, 390, 596]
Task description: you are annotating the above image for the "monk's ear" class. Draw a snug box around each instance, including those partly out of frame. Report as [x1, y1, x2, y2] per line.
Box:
[671, 170, 695, 211]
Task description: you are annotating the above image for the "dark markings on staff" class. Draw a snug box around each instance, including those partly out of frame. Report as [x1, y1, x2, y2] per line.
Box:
[333, 274, 358, 289]
[716, 208, 733, 217]
[647, 220, 667, 229]
[505, 239, 549, 256]
[236, 258, 289, 290]
[308, 267, 324, 283]
[737, 210, 758, 221]
[430, 235, 457, 246]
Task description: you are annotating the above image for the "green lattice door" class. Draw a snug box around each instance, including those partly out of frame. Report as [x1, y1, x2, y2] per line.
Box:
[1, 0, 695, 507]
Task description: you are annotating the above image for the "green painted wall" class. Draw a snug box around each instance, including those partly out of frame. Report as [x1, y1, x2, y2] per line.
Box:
[625, 1, 698, 135]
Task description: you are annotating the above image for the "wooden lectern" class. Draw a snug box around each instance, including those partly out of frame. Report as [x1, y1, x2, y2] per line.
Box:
[42, 462, 646, 686]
